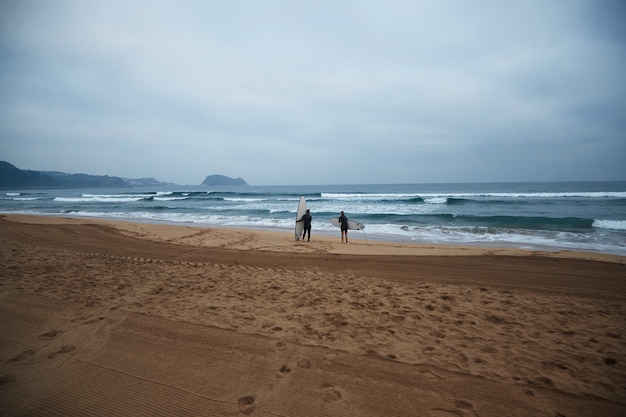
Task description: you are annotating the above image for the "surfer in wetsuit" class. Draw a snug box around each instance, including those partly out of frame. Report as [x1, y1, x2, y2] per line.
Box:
[339, 211, 349, 243]
[298, 209, 312, 241]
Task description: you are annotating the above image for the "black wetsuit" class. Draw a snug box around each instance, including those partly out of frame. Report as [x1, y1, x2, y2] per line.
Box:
[302, 213, 312, 240]
[338, 214, 348, 232]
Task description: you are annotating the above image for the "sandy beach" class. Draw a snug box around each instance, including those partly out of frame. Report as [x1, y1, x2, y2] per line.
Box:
[1, 214, 625, 416]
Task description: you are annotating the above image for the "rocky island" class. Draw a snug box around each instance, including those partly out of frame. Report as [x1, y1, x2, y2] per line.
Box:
[201, 174, 248, 186]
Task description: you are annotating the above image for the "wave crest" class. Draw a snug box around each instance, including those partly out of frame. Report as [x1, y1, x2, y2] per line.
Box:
[593, 219, 626, 231]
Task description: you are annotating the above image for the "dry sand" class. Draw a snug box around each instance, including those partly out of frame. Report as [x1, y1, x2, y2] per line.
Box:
[1, 214, 625, 417]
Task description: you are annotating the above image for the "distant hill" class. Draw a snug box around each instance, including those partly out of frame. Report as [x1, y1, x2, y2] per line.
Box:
[0, 161, 248, 189]
[0, 161, 173, 189]
[41, 171, 127, 188]
[123, 177, 176, 187]
[0, 161, 58, 188]
[201, 174, 248, 186]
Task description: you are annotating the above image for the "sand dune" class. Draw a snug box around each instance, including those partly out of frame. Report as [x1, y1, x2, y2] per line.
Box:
[1, 214, 625, 416]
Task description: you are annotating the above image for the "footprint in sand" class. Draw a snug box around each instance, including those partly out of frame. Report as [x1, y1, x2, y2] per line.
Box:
[71, 315, 89, 323]
[82, 317, 107, 325]
[238, 395, 256, 415]
[454, 400, 474, 410]
[47, 345, 76, 359]
[429, 400, 476, 416]
[297, 357, 312, 369]
[8, 349, 36, 363]
[0, 374, 16, 385]
[319, 383, 342, 402]
[38, 329, 62, 340]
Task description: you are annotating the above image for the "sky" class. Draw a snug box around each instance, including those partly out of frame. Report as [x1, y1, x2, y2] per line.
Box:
[1, 0, 625, 186]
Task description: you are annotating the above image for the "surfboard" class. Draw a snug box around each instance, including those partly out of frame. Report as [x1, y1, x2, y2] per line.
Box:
[330, 217, 365, 231]
[295, 196, 307, 240]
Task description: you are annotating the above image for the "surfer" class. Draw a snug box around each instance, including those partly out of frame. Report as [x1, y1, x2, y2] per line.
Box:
[338, 211, 349, 243]
[297, 209, 312, 241]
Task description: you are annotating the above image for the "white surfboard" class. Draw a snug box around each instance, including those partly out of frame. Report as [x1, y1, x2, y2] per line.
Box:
[330, 217, 365, 231]
[295, 196, 307, 240]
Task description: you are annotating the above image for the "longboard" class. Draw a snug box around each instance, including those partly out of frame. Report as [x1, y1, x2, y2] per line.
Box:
[330, 217, 365, 230]
[295, 196, 307, 240]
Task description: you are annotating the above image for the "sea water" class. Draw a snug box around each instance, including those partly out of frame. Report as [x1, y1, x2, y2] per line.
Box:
[2, 182, 625, 255]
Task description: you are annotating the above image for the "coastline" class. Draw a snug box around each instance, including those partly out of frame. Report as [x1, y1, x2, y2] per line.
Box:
[1, 214, 625, 416]
[5, 213, 625, 262]
[3, 180, 626, 256]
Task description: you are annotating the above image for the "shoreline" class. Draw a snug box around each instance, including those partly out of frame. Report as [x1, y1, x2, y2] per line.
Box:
[4, 213, 625, 263]
[3, 180, 625, 257]
[1, 213, 625, 416]
[4, 208, 626, 257]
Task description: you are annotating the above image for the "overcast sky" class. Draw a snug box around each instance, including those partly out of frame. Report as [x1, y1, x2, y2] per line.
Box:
[1, 0, 625, 185]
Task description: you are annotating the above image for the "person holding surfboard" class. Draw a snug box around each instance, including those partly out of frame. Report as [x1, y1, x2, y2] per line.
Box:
[329, 211, 364, 239]
[297, 209, 312, 241]
[339, 211, 349, 243]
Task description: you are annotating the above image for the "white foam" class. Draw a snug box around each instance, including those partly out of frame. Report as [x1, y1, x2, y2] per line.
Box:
[54, 196, 145, 203]
[324, 191, 626, 200]
[437, 192, 625, 199]
[424, 197, 448, 204]
[224, 198, 266, 202]
[154, 196, 188, 201]
[322, 193, 420, 200]
[593, 219, 626, 231]
[397, 225, 626, 255]
[82, 193, 154, 198]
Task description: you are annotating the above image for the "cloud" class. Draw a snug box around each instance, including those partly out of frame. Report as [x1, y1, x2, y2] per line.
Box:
[1, 0, 625, 185]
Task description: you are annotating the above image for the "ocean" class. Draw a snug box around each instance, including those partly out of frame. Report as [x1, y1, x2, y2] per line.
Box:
[2, 181, 625, 256]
